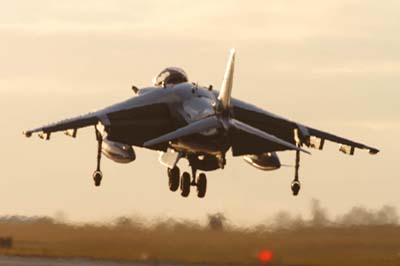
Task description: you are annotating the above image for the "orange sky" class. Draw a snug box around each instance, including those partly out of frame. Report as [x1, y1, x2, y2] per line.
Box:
[1, 0, 398, 225]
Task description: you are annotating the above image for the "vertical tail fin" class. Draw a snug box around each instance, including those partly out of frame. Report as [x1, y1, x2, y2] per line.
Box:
[218, 48, 236, 111]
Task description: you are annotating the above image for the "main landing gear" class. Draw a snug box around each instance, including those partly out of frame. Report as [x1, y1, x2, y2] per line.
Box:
[291, 149, 301, 196]
[167, 166, 207, 198]
[93, 129, 103, 187]
[168, 166, 180, 191]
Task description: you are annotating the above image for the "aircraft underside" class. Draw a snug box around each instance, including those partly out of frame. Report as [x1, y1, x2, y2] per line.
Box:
[94, 126, 297, 199]
[96, 127, 230, 198]
[23, 49, 379, 200]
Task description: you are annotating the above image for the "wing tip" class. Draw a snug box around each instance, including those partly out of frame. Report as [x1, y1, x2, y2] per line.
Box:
[369, 148, 379, 155]
[23, 130, 32, 138]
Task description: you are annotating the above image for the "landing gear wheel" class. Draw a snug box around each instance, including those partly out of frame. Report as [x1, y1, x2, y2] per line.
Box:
[291, 180, 301, 196]
[196, 173, 207, 198]
[93, 170, 103, 187]
[168, 166, 180, 192]
[180, 172, 191, 197]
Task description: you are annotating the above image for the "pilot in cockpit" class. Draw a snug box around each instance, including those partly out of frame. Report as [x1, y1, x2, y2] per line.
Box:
[153, 67, 188, 87]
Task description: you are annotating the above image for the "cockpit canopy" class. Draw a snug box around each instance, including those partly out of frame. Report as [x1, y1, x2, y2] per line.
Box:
[153, 67, 188, 87]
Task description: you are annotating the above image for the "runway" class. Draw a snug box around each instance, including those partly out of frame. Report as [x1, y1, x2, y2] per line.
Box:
[0, 256, 161, 266]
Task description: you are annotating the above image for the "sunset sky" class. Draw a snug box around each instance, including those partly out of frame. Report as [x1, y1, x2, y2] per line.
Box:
[1, 0, 398, 225]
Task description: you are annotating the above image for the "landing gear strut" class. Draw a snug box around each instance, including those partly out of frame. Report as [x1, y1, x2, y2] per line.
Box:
[191, 167, 197, 186]
[217, 154, 226, 169]
[93, 129, 103, 187]
[291, 149, 301, 196]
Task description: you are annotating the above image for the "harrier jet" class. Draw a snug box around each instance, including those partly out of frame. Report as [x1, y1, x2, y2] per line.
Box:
[23, 49, 379, 198]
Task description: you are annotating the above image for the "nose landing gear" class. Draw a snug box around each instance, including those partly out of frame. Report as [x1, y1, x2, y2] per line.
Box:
[189, 167, 207, 198]
[166, 166, 207, 198]
[168, 166, 180, 192]
[180, 171, 191, 197]
[196, 173, 207, 198]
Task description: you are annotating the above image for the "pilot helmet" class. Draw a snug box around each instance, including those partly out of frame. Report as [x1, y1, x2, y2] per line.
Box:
[153, 67, 188, 86]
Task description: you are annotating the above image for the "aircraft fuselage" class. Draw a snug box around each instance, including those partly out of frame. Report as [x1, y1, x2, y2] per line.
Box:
[105, 82, 229, 156]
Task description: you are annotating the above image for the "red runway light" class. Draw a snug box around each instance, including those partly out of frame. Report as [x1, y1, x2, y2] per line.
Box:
[258, 249, 273, 263]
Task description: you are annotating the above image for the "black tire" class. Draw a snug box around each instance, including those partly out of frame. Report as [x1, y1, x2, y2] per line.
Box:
[93, 171, 102, 187]
[180, 172, 191, 197]
[197, 173, 207, 198]
[168, 167, 180, 192]
[291, 180, 301, 196]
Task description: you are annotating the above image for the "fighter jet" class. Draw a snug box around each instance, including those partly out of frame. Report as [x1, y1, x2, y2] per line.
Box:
[23, 49, 379, 198]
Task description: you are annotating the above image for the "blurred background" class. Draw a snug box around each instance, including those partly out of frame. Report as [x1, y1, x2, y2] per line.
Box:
[0, 0, 398, 227]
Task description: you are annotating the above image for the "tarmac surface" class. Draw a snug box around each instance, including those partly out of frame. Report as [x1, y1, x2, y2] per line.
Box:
[0, 256, 165, 266]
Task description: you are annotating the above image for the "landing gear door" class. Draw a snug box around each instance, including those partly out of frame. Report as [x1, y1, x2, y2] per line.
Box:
[159, 148, 182, 168]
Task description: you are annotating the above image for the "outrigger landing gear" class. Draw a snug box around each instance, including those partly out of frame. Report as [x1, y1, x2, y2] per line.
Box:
[93, 170, 102, 187]
[93, 129, 103, 187]
[291, 149, 301, 196]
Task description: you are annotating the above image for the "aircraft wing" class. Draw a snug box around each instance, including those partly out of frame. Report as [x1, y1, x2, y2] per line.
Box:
[231, 99, 379, 156]
[304, 126, 379, 155]
[23, 91, 175, 144]
[23, 112, 99, 139]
